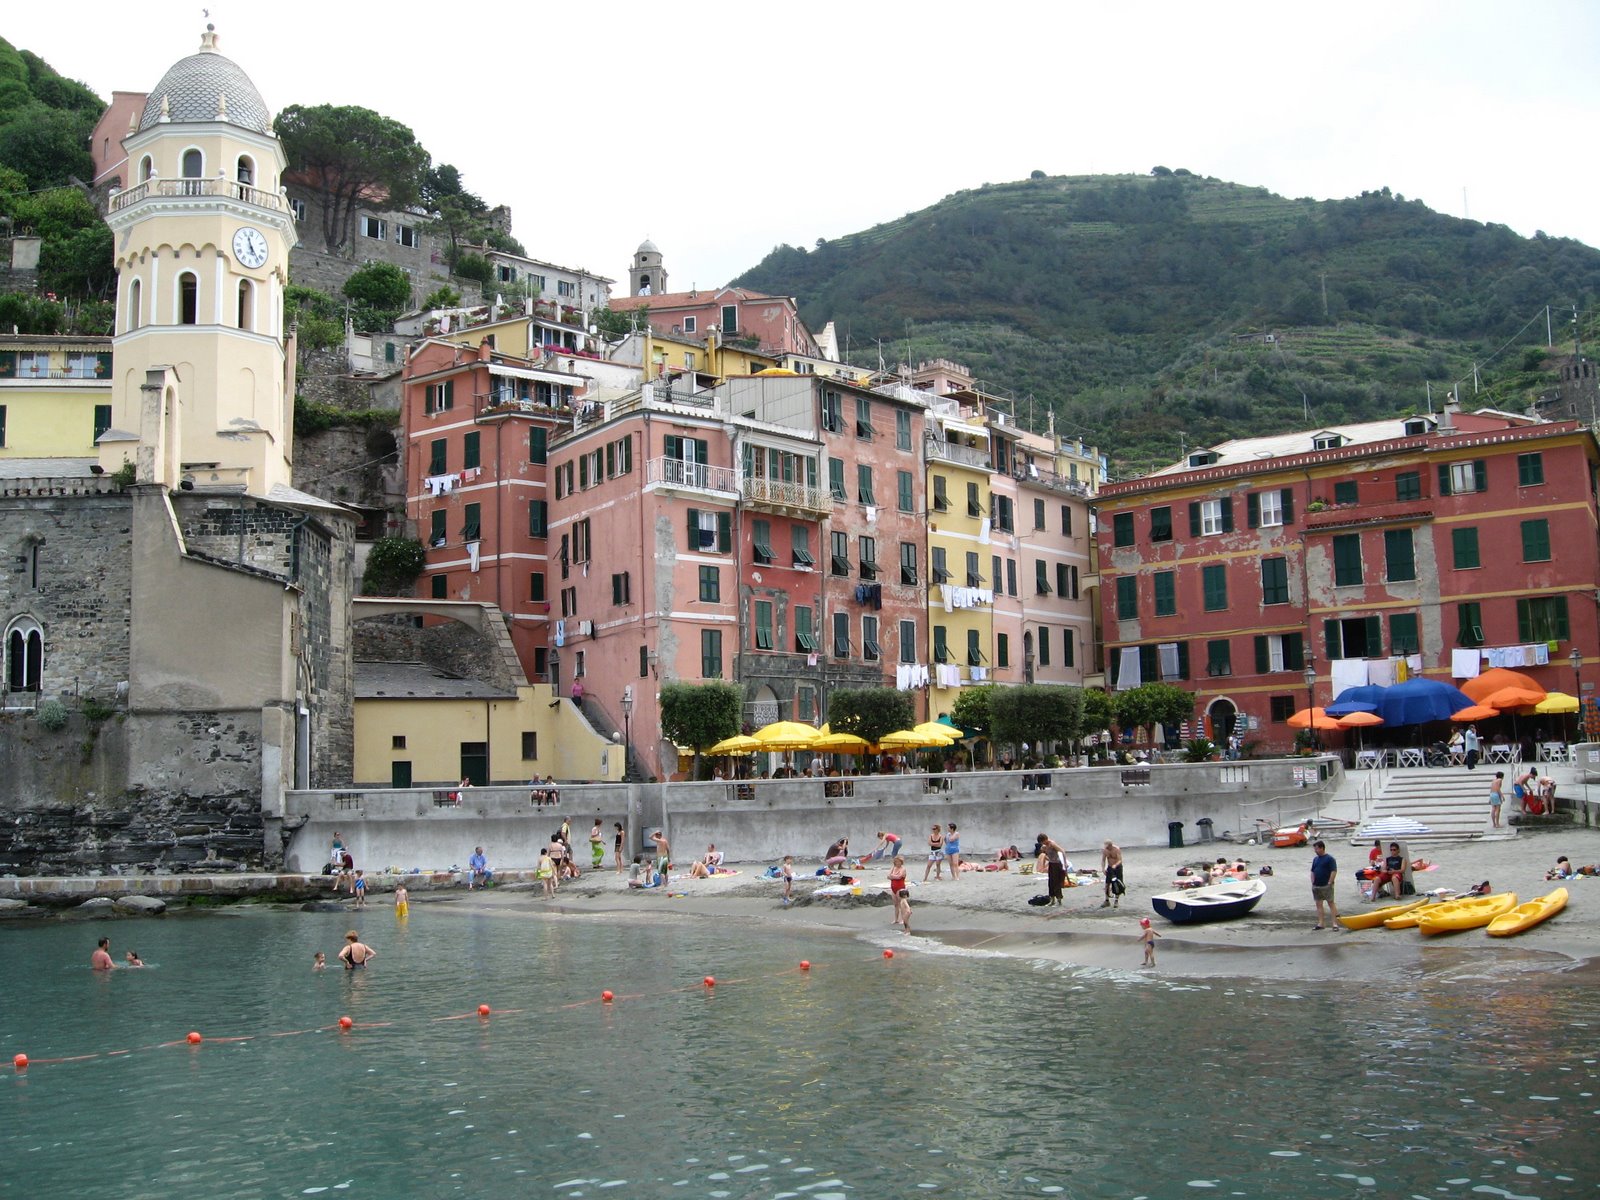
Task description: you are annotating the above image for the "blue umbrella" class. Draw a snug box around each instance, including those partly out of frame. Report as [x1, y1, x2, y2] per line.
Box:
[1378, 679, 1476, 726]
[1325, 685, 1387, 717]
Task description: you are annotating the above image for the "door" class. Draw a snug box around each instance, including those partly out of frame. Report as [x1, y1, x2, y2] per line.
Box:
[459, 742, 488, 787]
[391, 760, 413, 788]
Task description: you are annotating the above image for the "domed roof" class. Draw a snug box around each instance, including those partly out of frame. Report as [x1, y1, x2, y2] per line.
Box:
[138, 27, 272, 135]
[636, 239, 659, 255]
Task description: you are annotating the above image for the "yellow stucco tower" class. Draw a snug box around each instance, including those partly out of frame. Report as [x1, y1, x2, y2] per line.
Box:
[101, 24, 298, 495]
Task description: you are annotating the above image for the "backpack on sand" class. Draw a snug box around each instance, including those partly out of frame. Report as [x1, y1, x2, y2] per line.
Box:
[1027, 894, 1051, 907]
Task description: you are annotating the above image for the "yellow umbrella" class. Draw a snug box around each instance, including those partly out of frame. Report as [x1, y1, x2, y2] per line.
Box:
[1534, 691, 1579, 714]
[752, 720, 821, 751]
[879, 728, 956, 751]
[813, 731, 871, 754]
[707, 734, 761, 756]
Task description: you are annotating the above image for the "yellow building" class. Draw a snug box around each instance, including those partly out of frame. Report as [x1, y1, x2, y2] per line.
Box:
[926, 405, 996, 714]
[0, 337, 115, 466]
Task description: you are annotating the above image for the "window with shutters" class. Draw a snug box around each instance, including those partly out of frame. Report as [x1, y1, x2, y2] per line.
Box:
[1202, 565, 1228, 611]
[1149, 506, 1172, 542]
[1324, 616, 1381, 659]
[701, 629, 723, 678]
[429, 439, 446, 476]
[828, 457, 847, 500]
[612, 571, 631, 605]
[792, 526, 814, 567]
[1441, 459, 1487, 496]
[1034, 498, 1046, 530]
[1456, 602, 1484, 647]
[1056, 562, 1070, 596]
[896, 409, 912, 450]
[430, 510, 446, 546]
[1270, 696, 1296, 722]
[1385, 529, 1416, 581]
[431, 574, 447, 599]
[992, 555, 1003, 596]
[1256, 489, 1283, 527]
[900, 541, 918, 585]
[1261, 556, 1289, 605]
[1452, 527, 1480, 570]
[462, 503, 481, 540]
[755, 601, 774, 650]
[462, 432, 481, 471]
[1517, 596, 1568, 643]
[855, 396, 874, 440]
[933, 475, 949, 511]
[859, 536, 878, 579]
[1389, 612, 1420, 656]
[528, 500, 547, 538]
[1062, 628, 1074, 668]
[93, 405, 112, 442]
[1116, 575, 1138, 620]
[795, 606, 818, 652]
[1394, 471, 1420, 501]
[933, 625, 949, 664]
[1517, 452, 1544, 486]
[1061, 505, 1073, 536]
[1153, 570, 1175, 615]
[698, 565, 720, 602]
[967, 481, 984, 517]
[1332, 534, 1363, 586]
[1521, 519, 1551, 562]
[1006, 557, 1017, 597]
[1207, 639, 1232, 677]
[931, 546, 950, 583]
[822, 391, 843, 433]
[1254, 632, 1304, 673]
[857, 464, 875, 505]
[965, 551, 983, 587]
[997, 632, 1009, 669]
[425, 380, 454, 413]
[967, 628, 986, 667]
[528, 426, 547, 464]
[1199, 499, 1227, 536]
[833, 611, 850, 658]
[1037, 560, 1054, 596]
[752, 519, 774, 565]
[530, 572, 546, 603]
[1333, 481, 1358, 506]
[993, 495, 1014, 532]
[897, 470, 914, 512]
[899, 620, 917, 663]
[572, 518, 591, 564]
[830, 531, 850, 577]
[1113, 512, 1135, 547]
[862, 616, 881, 661]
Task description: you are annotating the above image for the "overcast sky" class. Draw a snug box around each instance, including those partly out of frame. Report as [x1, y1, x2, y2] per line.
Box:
[11, 1, 1599, 292]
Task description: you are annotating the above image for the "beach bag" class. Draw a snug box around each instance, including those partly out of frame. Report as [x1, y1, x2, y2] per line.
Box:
[1027, 894, 1051, 907]
[1110, 878, 1126, 897]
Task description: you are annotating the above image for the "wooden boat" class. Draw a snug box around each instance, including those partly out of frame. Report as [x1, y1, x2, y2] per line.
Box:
[1486, 888, 1568, 937]
[1339, 897, 1428, 931]
[1416, 892, 1518, 936]
[1151, 878, 1265, 924]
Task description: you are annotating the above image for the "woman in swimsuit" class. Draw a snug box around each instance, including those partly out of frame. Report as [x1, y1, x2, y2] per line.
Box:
[924, 824, 945, 882]
[338, 930, 376, 970]
[944, 823, 962, 882]
[614, 822, 626, 874]
[888, 856, 911, 932]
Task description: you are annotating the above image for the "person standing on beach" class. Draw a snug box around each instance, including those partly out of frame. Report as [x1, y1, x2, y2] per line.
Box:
[924, 824, 946, 882]
[1039, 834, 1067, 906]
[338, 930, 376, 969]
[887, 854, 909, 927]
[1138, 918, 1160, 967]
[1464, 724, 1480, 770]
[650, 830, 671, 881]
[1309, 840, 1339, 929]
[1489, 771, 1505, 828]
[614, 822, 626, 874]
[781, 855, 795, 905]
[91, 937, 115, 970]
[589, 818, 606, 870]
[1101, 840, 1124, 908]
[945, 823, 962, 882]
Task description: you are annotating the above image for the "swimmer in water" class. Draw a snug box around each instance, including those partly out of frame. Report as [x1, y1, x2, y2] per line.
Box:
[124, 950, 145, 968]
[337, 931, 375, 970]
[91, 937, 115, 971]
[313, 951, 326, 970]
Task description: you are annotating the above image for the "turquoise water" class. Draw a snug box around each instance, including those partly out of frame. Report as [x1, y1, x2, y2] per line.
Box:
[2, 905, 1596, 1199]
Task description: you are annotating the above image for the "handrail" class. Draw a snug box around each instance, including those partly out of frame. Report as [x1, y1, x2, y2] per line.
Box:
[110, 178, 284, 212]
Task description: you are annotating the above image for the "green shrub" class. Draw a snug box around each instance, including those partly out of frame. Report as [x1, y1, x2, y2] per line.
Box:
[361, 536, 427, 596]
[36, 699, 69, 731]
[80, 697, 116, 722]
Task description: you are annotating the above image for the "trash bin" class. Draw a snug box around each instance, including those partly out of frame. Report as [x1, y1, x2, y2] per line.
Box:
[1168, 820, 1185, 849]
[1196, 817, 1215, 844]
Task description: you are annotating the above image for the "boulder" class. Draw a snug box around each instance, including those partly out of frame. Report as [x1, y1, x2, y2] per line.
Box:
[76, 896, 117, 913]
[299, 900, 348, 913]
[113, 895, 168, 916]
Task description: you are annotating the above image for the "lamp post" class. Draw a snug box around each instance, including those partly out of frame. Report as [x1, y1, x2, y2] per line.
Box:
[620, 686, 634, 782]
[1571, 646, 1585, 742]
[1303, 653, 1318, 751]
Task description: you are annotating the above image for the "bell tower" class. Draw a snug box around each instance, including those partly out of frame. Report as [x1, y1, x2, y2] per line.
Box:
[103, 24, 299, 495]
[631, 239, 667, 298]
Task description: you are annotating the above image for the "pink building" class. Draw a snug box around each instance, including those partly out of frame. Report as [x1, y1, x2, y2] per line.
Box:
[612, 287, 818, 358]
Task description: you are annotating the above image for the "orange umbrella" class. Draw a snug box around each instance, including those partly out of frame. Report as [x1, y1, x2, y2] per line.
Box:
[1287, 706, 1342, 731]
[1461, 668, 1544, 704]
[1482, 686, 1546, 711]
[1450, 704, 1499, 722]
[1336, 711, 1385, 728]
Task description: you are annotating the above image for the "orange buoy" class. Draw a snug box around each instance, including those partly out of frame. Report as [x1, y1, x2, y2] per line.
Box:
[883, 949, 894, 959]
[12, 1053, 27, 1070]
[703, 976, 715, 987]
[477, 1004, 491, 1017]
[601, 990, 614, 1003]
[186, 1031, 202, 1045]
[338, 1016, 353, 1031]
[799, 960, 811, 971]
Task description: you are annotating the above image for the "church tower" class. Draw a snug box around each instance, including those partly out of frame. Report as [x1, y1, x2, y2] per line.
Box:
[631, 239, 667, 297]
[102, 24, 298, 495]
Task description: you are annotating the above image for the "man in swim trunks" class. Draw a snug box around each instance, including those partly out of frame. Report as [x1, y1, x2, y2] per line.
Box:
[1309, 840, 1339, 929]
[650, 830, 671, 880]
[338, 930, 376, 969]
[1101, 840, 1124, 908]
[91, 937, 115, 970]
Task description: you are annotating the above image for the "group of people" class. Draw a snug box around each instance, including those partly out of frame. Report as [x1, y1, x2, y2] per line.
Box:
[89, 937, 144, 970]
[1488, 769, 1557, 827]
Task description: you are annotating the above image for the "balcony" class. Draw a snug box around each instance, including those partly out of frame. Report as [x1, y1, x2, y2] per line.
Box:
[110, 177, 284, 213]
[741, 474, 832, 518]
[925, 439, 991, 470]
[1303, 499, 1435, 532]
[644, 455, 738, 500]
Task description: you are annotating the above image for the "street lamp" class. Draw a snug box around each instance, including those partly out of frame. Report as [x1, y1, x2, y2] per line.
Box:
[1571, 646, 1585, 744]
[1303, 653, 1318, 751]
[620, 686, 634, 782]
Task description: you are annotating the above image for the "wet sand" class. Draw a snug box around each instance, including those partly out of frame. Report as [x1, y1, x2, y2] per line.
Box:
[452, 826, 1600, 983]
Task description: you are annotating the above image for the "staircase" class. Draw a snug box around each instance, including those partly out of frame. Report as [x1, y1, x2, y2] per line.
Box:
[1357, 767, 1514, 843]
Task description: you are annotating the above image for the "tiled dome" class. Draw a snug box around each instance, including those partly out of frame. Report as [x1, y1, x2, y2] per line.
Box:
[138, 26, 271, 135]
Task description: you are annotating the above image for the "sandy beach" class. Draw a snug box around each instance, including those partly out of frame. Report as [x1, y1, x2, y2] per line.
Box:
[442, 826, 1600, 983]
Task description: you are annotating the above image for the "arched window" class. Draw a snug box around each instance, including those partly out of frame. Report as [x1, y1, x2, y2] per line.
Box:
[181, 148, 203, 195]
[237, 279, 254, 331]
[5, 617, 43, 694]
[236, 155, 254, 186]
[178, 272, 199, 325]
[128, 277, 142, 331]
[139, 155, 153, 182]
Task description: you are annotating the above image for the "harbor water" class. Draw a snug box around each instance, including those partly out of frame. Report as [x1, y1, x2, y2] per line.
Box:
[1, 904, 1594, 1199]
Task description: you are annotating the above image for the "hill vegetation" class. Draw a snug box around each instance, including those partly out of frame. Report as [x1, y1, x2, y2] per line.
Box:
[732, 172, 1600, 472]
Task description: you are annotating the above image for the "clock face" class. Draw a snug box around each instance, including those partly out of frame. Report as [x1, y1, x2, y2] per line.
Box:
[232, 227, 269, 269]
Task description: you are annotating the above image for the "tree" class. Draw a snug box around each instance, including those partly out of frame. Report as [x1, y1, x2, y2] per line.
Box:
[359, 537, 426, 596]
[422, 285, 462, 311]
[826, 688, 913, 746]
[342, 261, 413, 328]
[949, 685, 994, 742]
[591, 305, 639, 339]
[1111, 683, 1195, 741]
[274, 104, 429, 253]
[1080, 689, 1113, 739]
[659, 682, 741, 777]
[988, 685, 1079, 757]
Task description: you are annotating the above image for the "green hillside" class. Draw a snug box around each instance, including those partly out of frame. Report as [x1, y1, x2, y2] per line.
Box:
[731, 172, 1600, 473]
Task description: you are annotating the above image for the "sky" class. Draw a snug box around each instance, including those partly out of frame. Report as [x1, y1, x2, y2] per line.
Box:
[9, 1, 1600, 292]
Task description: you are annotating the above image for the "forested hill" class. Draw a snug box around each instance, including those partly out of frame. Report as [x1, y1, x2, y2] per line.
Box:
[731, 172, 1600, 473]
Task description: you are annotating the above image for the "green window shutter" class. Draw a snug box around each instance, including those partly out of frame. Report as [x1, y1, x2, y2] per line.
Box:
[1154, 570, 1174, 615]
[429, 439, 446, 476]
[1364, 615, 1382, 653]
[1255, 635, 1269, 674]
[93, 404, 112, 441]
[1116, 575, 1138, 620]
[0, 350, 15, 377]
[695, 439, 709, 464]
[1518, 453, 1544, 486]
[1453, 527, 1480, 570]
[934, 625, 948, 663]
[95, 352, 113, 378]
[1333, 533, 1362, 585]
[528, 501, 547, 537]
[1473, 460, 1487, 492]
[686, 507, 699, 551]
[1284, 632, 1304, 670]
[898, 470, 913, 511]
[1189, 502, 1201, 537]
[1220, 497, 1234, 533]
[1176, 642, 1190, 680]
[1437, 464, 1452, 497]
[431, 509, 446, 544]
[1521, 519, 1550, 562]
[1457, 603, 1484, 647]
[1113, 513, 1134, 546]
[1202, 565, 1227, 611]
[664, 435, 681, 460]
[1324, 619, 1340, 660]
[1280, 490, 1295, 524]
[829, 458, 845, 499]
[1385, 529, 1415, 581]
[463, 432, 480, 470]
[605, 442, 615, 477]
[1247, 492, 1260, 528]
[1390, 613, 1419, 655]
[718, 512, 731, 553]
[528, 426, 547, 464]
[742, 443, 754, 476]
[1139, 643, 1158, 681]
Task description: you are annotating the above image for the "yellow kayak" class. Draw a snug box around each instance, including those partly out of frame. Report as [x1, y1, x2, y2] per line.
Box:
[1417, 892, 1518, 935]
[1340, 897, 1428, 931]
[1486, 888, 1568, 937]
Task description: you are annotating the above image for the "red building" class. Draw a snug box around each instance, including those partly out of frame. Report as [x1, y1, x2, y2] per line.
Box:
[1094, 409, 1600, 750]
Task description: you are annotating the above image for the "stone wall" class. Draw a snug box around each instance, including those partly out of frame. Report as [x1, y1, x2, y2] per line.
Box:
[293, 423, 400, 517]
[0, 487, 134, 707]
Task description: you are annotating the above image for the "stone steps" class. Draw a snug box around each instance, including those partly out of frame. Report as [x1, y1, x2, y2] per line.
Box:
[1358, 767, 1512, 844]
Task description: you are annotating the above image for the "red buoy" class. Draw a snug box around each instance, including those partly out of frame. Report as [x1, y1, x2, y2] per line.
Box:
[703, 976, 716, 987]
[601, 990, 614, 1003]
[883, 949, 895, 959]
[477, 1004, 491, 1017]
[12, 1053, 27, 1070]
[186, 1031, 202, 1045]
[338, 1016, 353, 1031]
[799, 960, 811, 971]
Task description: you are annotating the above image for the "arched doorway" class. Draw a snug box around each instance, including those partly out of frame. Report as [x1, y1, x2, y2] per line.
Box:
[1206, 698, 1238, 749]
